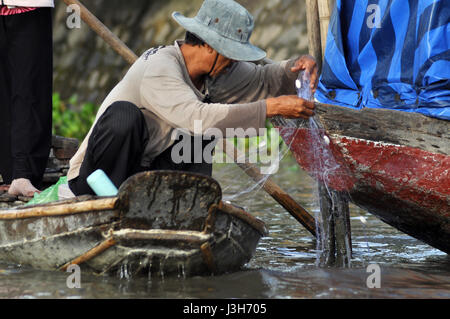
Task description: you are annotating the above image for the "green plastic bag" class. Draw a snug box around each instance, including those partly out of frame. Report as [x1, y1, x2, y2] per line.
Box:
[25, 176, 68, 206]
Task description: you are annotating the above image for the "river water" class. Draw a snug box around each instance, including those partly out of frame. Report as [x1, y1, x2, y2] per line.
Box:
[0, 156, 449, 299]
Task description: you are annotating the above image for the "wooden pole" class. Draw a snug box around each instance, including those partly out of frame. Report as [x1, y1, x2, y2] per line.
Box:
[62, 0, 138, 64]
[59, 237, 116, 271]
[317, 0, 333, 60]
[333, 190, 352, 267]
[0, 197, 118, 220]
[317, 182, 352, 267]
[62, 0, 318, 237]
[305, 0, 322, 72]
[305, 0, 352, 268]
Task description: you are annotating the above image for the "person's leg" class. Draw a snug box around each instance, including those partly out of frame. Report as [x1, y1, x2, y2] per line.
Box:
[149, 135, 214, 176]
[69, 101, 149, 196]
[0, 14, 13, 185]
[6, 8, 53, 195]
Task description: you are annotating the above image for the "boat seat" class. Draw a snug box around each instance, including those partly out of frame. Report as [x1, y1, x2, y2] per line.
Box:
[117, 170, 222, 232]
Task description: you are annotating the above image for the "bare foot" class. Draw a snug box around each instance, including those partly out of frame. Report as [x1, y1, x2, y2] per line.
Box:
[8, 178, 41, 197]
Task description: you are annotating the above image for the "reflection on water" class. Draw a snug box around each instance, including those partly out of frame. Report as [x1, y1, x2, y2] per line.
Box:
[0, 157, 449, 298]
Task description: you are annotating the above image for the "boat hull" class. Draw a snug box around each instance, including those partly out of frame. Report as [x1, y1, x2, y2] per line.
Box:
[84, 207, 264, 277]
[0, 171, 268, 276]
[273, 104, 450, 254]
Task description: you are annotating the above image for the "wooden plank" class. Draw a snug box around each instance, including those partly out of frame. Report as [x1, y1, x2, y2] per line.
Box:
[315, 103, 449, 155]
[112, 228, 212, 244]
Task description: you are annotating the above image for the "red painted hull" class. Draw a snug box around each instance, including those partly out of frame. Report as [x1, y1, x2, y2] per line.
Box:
[278, 126, 450, 254]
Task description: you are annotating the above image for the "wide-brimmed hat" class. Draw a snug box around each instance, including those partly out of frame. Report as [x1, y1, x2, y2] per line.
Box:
[172, 0, 266, 61]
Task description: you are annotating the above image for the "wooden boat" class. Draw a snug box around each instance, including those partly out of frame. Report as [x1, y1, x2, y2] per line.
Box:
[0, 170, 268, 277]
[272, 103, 450, 254]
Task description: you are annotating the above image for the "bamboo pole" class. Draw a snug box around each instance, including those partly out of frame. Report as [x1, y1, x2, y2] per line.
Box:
[305, 0, 322, 72]
[59, 237, 117, 271]
[317, 0, 333, 60]
[62, 0, 138, 64]
[62, 0, 318, 237]
[0, 197, 118, 220]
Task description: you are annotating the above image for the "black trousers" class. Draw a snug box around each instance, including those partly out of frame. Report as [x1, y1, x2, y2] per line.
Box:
[0, 8, 53, 186]
[69, 101, 213, 196]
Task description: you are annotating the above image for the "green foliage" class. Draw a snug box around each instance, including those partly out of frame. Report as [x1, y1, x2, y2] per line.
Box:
[52, 93, 99, 142]
[218, 119, 291, 163]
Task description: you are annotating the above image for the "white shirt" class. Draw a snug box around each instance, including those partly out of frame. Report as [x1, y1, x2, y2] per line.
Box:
[2, 0, 54, 7]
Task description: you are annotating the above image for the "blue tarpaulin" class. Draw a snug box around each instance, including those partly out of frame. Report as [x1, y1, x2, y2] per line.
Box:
[316, 0, 450, 120]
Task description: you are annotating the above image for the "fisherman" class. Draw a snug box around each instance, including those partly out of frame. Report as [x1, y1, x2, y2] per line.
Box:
[67, 0, 319, 196]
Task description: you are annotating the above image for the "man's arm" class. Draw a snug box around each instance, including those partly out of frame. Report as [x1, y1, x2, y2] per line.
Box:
[209, 55, 318, 104]
[140, 71, 267, 136]
[140, 53, 316, 135]
[266, 95, 315, 119]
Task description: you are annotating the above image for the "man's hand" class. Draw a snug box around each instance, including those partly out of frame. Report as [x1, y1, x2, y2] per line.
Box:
[266, 95, 315, 119]
[290, 55, 319, 93]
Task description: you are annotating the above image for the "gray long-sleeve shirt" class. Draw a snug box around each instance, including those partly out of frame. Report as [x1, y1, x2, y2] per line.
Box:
[67, 41, 297, 181]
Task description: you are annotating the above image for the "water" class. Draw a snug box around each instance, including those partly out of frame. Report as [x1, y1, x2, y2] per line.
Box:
[0, 157, 449, 299]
